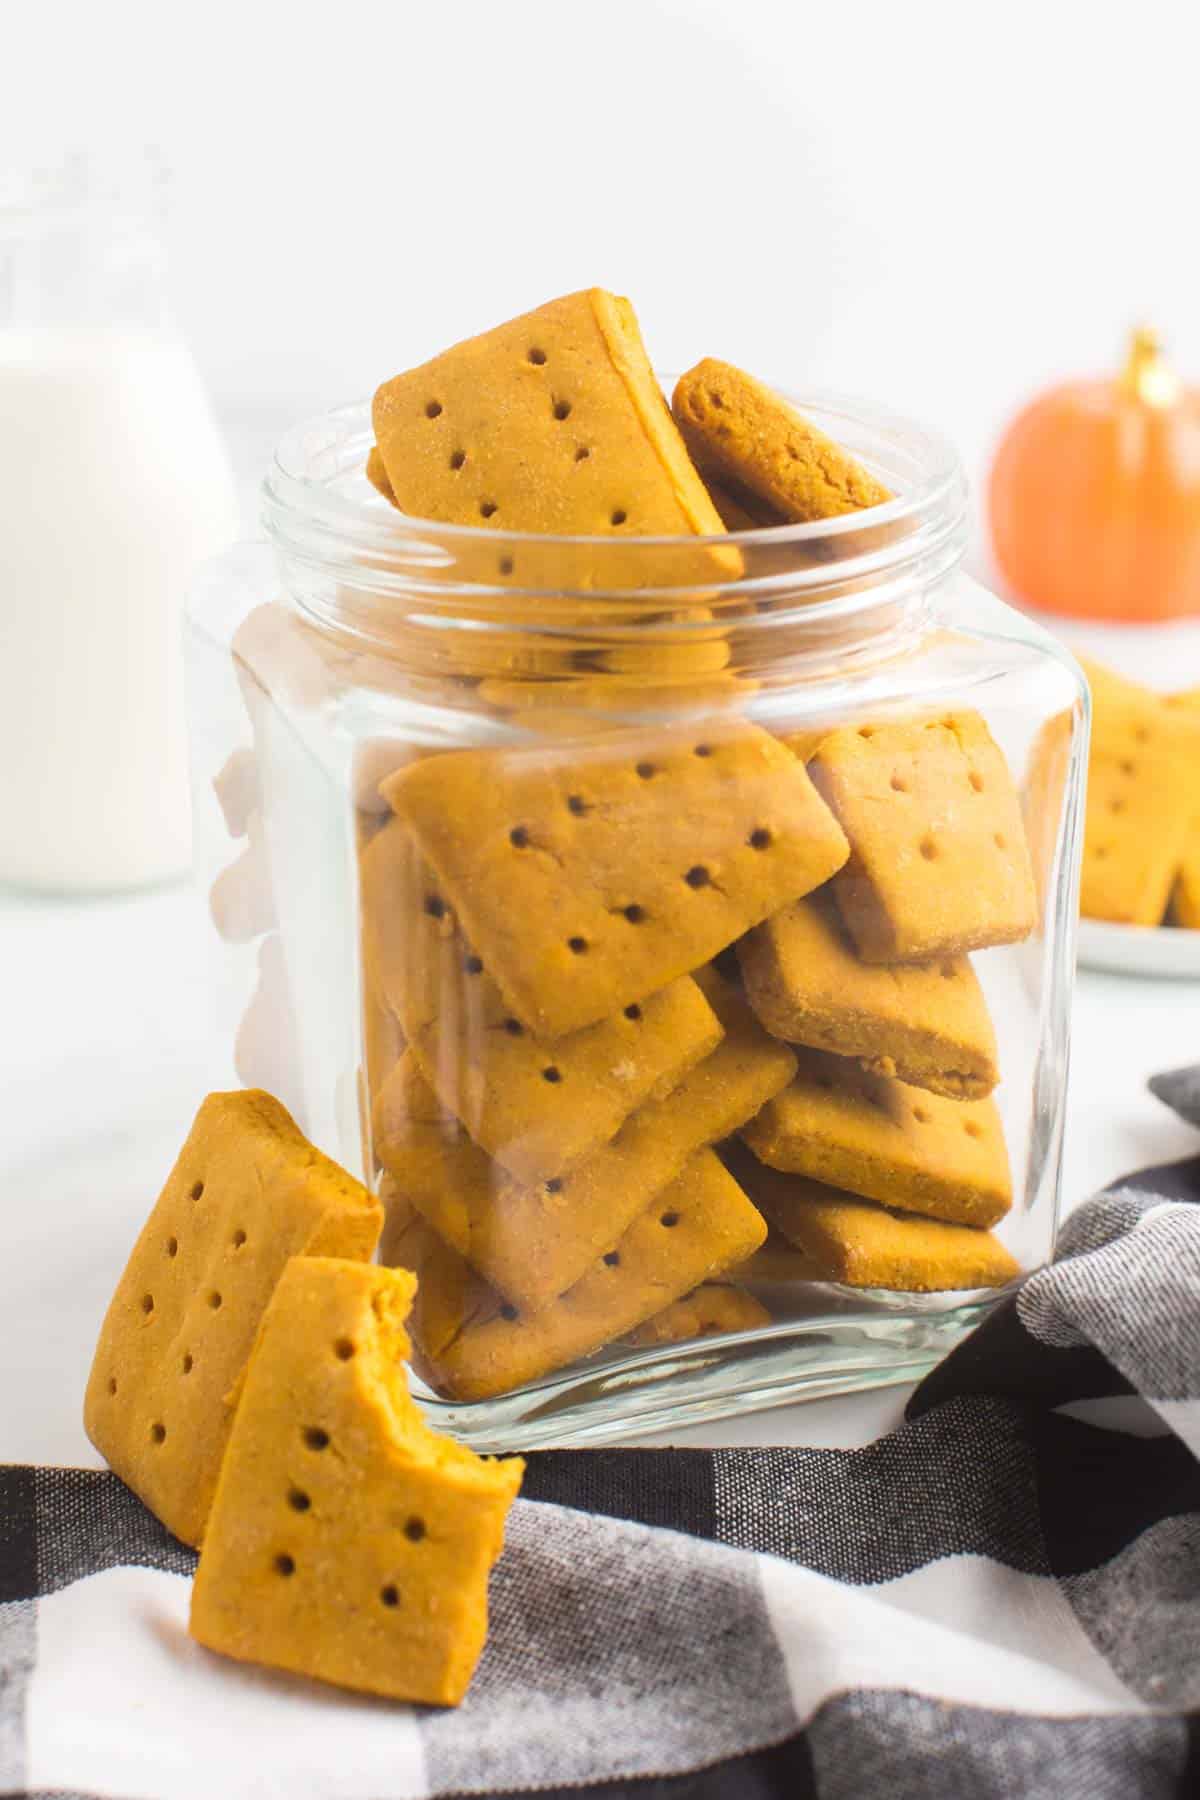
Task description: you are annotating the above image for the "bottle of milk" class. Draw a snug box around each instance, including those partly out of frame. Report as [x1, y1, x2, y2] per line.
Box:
[0, 154, 240, 891]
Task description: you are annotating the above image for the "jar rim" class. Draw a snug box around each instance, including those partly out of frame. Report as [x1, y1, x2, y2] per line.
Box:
[263, 383, 965, 561]
[261, 386, 969, 688]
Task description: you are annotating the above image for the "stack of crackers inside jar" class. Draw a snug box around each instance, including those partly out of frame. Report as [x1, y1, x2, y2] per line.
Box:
[329, 289, 1041, 1403]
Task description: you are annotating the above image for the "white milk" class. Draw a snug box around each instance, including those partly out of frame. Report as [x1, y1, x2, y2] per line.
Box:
[0, 326, 240, 890]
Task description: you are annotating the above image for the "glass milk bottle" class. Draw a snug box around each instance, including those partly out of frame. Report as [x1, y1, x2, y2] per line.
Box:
[0, 154, 240, 891]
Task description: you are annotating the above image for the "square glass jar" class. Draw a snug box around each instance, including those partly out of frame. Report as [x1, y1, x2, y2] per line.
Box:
[185, 390, 1087, 1450]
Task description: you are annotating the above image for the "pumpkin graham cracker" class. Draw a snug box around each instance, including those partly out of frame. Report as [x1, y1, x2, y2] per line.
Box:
[703, 474, 786, 532]
[189, 1258, 523, 1706]
[1165, 680, 1200, 921]
[623, 1282, 770, 1346]
[365, 444, 395, 502]
[672, 359, 892, 522]
[742, 1047, 1012, 1229]
[1081, 743, 1194, 925]
[477, 670, 749, 721]
[378, 1184, 493, 1366]
[723, 1146, 1019, 1291]
[367, 608, 733, 687]
[374, 973, 794, 1312]
[83, 1092, 382, 1548]
[1079, 661, 1200, 926]
[809, 713, 1038, 962]
[396, 1148, 767, 1402]
[1022, 708, 1075, 907]
[1168, 686, 1200, 928]
[1172, 834, 1200, 929]
[382, 720, 849, 1038]
[373, 290, 726, 544]
[361, 818, 723, 1186]
[737, 891, 999, 1099]
[728, 1229, 824, 1284]
[780, 726, 838, 764]
[361, 947, 405, 1113]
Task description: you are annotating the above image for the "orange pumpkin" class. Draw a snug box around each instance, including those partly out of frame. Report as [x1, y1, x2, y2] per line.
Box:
[989, 329, 1200, 621]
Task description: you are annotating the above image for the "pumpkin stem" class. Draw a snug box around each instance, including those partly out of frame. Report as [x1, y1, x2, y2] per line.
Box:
[1121, 326, 1181, 408]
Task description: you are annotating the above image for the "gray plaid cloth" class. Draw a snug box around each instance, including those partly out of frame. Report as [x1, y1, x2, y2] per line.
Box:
[2, 1070, 1198, 1800]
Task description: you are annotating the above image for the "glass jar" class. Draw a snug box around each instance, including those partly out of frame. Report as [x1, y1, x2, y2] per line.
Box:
[185, 388, 1087, 1450]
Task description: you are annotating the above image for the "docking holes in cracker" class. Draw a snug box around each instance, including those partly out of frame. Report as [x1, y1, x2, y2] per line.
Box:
[83, 1092, 382, 1547]
[380, 720, 848, 1040]
[372, 975, 792, 1314]
[383, 1148, 767, 1402]
[1077, 661, 1200, 926]
[809, 712, 1037, 963]
[189, 1258, 522, 1706]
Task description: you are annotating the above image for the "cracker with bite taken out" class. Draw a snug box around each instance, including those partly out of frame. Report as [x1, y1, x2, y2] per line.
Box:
[189, 1257, 522, 1706]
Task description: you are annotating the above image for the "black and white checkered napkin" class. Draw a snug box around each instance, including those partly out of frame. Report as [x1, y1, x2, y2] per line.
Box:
[3, 1073, 1199, 1800]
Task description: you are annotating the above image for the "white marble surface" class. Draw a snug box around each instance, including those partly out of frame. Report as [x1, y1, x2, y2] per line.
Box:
[1, 879, 1196, 1467]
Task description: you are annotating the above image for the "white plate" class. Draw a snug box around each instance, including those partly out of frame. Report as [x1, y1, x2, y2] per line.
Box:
[1078, 918, 1200, 979]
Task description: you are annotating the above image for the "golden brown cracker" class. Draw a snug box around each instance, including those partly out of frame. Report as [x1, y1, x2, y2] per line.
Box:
[1079, 661, 1200, 926]
[1022, 708, 1076, 907]
[1171, 834, 1200, 928]
[702, 473, 786, 531]
[1081, 744, 1191, 925]
[421, 1149, 767, 1401]
[383, 720, 849, 1038]
[477, 671, 749, 722]
[742, 1047, 1012, 1229]
[375, 978, 793, 1312]
[84, 1092, 382, 1547]
[361, 818, 723, 1185]
[379, 1182, 494, 1367]
[373, 290, 725, 543]
[189, 1257, 522, 1706]
[361, 955, 405, 1115]
[780, 727, 836, 763]
[672, 359, 892, 521]
[365, 444, 396, 503]
[737, 892, 998, 1099]
[725, 1146, 1019, 1291]
[810, 712, 1038, 962]
[728, 1229, 824, 1284]
[623, 1282, 770, 1346]
[1169, 689, 1200, 927]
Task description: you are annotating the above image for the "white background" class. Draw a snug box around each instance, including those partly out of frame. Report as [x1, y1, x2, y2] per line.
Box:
[6, 0, 1200, 522]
